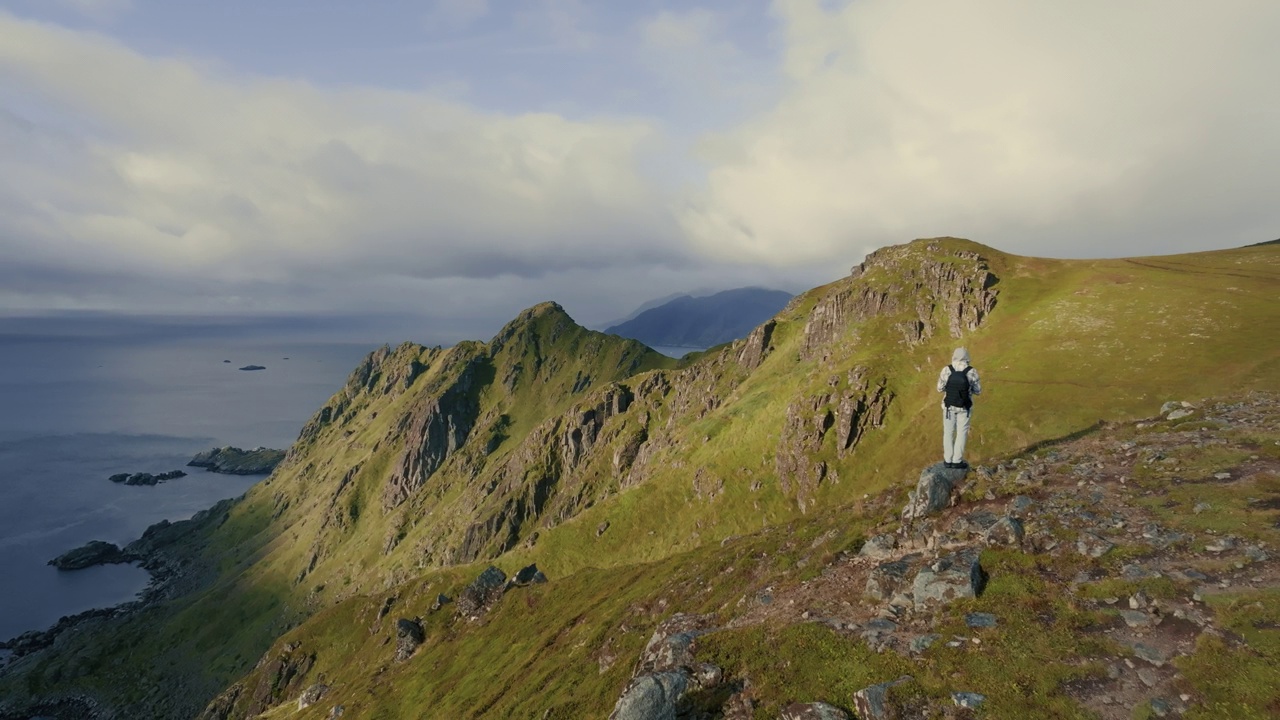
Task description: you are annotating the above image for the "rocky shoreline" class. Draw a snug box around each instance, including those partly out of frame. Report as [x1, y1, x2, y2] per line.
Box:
[187, 446, 284, 475]
[108, 470, 187, 486]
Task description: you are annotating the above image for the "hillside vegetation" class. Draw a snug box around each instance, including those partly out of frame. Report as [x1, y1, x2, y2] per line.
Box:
[1, 237, 1277, 719]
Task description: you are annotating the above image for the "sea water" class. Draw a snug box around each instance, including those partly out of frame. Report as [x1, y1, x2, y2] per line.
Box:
[0, 327, 378, 641]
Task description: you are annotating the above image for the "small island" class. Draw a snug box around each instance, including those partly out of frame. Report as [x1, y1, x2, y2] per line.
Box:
[239, 365, 266, 371]
[48, 540, 134, 570]
[187, 446, 285, 475]
[108, 470, 187, 486]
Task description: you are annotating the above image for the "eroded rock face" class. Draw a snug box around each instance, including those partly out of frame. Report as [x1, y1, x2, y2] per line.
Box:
[852, 675, 917, 720]
[736, 320, 777, 371]
[382, 354, 486, 511]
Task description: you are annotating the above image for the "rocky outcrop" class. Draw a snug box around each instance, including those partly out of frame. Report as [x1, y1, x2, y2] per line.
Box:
[48, 541, 133, 570]
[394, 619, 424, 662]
[852, 676, 918, 720]
[108, 470, 187, 485]
[803, 242, 999, 361]
[188, 447, 285, 475]
[456, 566, 507, 618]
[608, 614, 727, 720]
[900, 463, 966, 523]
[736, 319, 776, 371]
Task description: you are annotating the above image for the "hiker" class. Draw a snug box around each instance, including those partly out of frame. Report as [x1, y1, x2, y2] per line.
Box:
[937, 347, 981, 469]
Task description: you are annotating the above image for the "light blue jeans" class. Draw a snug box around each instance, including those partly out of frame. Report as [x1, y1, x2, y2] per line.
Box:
[942, 406, 971, 464]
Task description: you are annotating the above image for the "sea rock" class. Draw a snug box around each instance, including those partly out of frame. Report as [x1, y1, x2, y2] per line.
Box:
[780, 701, 851, 719]
[456, 566, 507, 617]
[239, 365, 266, 371]
[48, 540, 133, 570]
[901, 463, 964, 522]
[109, 470, 188, 486]
[912, 547, 987, 608]
[394, 618, 424, 661]
[852, 675, 917, 720]
[188, 446, 285, 475]
[608, 671, 689, 720]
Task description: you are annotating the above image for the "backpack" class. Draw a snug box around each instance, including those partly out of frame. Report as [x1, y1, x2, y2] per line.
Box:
[944, 365, 974, 409]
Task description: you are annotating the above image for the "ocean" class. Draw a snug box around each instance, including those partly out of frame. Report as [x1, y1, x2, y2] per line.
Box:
[0, 326, 378, 643]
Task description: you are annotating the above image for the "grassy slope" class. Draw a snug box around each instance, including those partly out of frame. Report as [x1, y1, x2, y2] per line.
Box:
[1, 239, 1276, 719]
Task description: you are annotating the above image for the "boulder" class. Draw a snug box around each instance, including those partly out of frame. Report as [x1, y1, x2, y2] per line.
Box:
[456, 566, 508, 617]
[639, 613, 718, 674]
[983, 516, 1025, 548]
[394, 618, 424, 661]
[510, 563, 548, 587]
[912, 547, 987, 608]
[858, 533, 899, 559]
[780, 701, 851, 719]
[608, 671, 690, 720]
[865, 555, 921, 602]
[298, 683, 329, 710]
[951, 692, 986, 709]
[852, 675, 917, 720]
[430, 593, 452, 611]
[901, 464, 964, 522]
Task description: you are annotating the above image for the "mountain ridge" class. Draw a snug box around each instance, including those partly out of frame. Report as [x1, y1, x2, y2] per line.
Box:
[1, 237, 1277, 719]
[605, 287, 794, 349]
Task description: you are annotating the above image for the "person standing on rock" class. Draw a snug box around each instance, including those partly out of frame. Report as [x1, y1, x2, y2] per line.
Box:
[938, 347, 981, 469]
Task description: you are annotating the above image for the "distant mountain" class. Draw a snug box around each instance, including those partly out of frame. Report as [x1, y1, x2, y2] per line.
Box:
[605, 287, 794, 348]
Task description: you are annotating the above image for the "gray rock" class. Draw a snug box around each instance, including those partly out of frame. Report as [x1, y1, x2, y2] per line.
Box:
[866, 555, 920, 602]
[984, 516, 1025, 548]
[1245, 545, 1270, 562]
[187, 445, 285, 475]
[965, 612, 997, 628]
[1119, 610, 1159, 629]
[951, 692, 986, 709]
[609, 671, 690, 720]
[912, 547, 988, 608]
[852, 675, 915, 720]
[1137, 667, 1159, 688]
[901, 464, 964, 522]
[297, 683, 329, 710]
[430, 593, 451, 611]
[1166, 409, 1194, 420]
[1133, 643, 1169, 666]
[780, 701, 851, 720]
[395, 618, 425, 661]
[1205, 537, 1237, 553]
[456, 566, 507, 617]
[859, 533, 899, 559]
[510, 563, 548, 586]
[1160, 401, 1182, 415]
[1150, 697, 1173, 717]
[639, 613, 718, 674]
[1007, 495, 1035, 517]
[909, 634, 941, 654]
[1129, 589, 1151, 610]
[1077, 532, 1115, 558]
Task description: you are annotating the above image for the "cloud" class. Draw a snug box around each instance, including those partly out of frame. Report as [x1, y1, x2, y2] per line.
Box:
[423, 0, 490, 33]
[52, 0, 132, 21]
[680, 0, 1280, 262]
[0, 12, 685, 311]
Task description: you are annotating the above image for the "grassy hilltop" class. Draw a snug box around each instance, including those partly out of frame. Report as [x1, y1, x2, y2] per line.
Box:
[1, 237, 1277, 719]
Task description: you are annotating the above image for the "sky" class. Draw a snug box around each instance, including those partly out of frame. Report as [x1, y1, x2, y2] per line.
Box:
[1, 0, 1278, 343]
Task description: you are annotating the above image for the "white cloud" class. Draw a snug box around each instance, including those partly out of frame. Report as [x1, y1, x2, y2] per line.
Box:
[0, 12, 682, 306]
[681, 0, 1280, 262]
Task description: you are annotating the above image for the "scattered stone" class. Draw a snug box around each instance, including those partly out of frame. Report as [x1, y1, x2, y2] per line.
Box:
[1193, 502, 1212, 515]
[1167, 409, 1194, 420]
[1133, 643, 1169, 667]
[983, 516, 1025, 548]
[1205, 537, 1237, 553]
[1077, 532, 1115, 558]
[965, 612, 997, 628]
[859, 533, 899, 559]
[430, 593, 451, 611]
[328, 706, 345, 719]
[1119, 610, 1159, 629]
[1245, 545, 1270, 562]
[1123, 564, 1162, 580]
[298, 683, 329, 710]
[597, 521, 611, 537]
[456, 566, 508, 617]
[394, 618, 424, 661]
[1129, 589, 1151, 610]
[1150, 697, 1173, 717]
[780, 701, 851, 720]
[1137, 667, 1160, 688]
[952, 692, 986, 709]
[1007, 495, 1035, 518]
[1213, 472, 1231, 480]
[1159, 401, 1182, 415]
[908, 634, 941, 654]
[913, 547, 988, 608]
[852, 675, 916, 720]
[639, 614, 718, 674]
